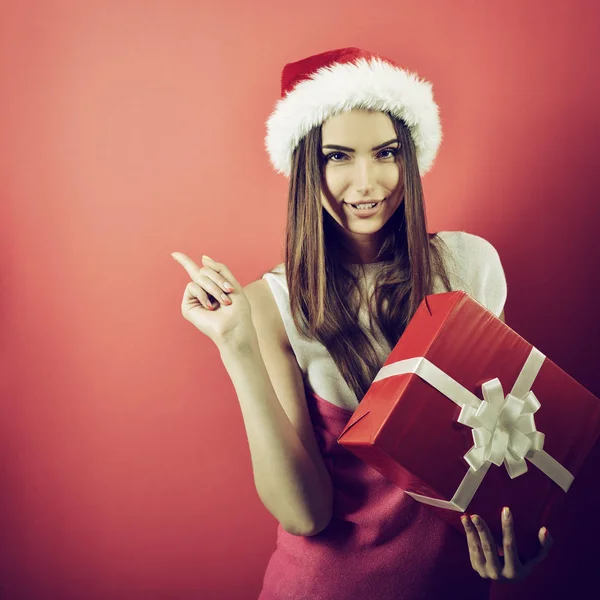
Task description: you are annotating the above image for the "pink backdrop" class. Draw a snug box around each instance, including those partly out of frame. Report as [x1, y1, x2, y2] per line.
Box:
[1, 1, 598, 598]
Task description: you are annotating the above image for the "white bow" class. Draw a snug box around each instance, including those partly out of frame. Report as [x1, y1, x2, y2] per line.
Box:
[457, 379, 545, 479]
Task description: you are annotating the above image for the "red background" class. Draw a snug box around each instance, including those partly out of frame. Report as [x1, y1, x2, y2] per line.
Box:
[1, 1, 598, 598]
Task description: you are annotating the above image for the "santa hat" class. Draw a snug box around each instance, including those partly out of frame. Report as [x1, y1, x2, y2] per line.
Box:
[265, 47, 442, 178]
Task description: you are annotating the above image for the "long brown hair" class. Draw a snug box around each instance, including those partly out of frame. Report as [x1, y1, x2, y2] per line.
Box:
[271, 110, 452, 402]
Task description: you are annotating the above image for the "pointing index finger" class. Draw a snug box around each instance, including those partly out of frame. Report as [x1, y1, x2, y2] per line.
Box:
[171, 252, 201, 277]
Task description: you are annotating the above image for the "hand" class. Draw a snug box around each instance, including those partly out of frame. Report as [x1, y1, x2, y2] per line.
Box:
[461, 507, 553, 583]
[172, 253, 254, 347]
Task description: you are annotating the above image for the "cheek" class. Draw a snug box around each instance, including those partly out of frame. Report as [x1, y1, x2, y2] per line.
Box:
[323, 169, 346, 200]
[387, 165, 402, 190]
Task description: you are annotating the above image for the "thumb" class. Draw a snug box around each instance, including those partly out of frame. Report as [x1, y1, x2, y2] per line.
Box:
[526, 527, 553, 569]
[538, 527, 553, 551]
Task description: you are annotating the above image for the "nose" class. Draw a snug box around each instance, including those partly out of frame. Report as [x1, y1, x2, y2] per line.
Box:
[354, 157, 376, 195]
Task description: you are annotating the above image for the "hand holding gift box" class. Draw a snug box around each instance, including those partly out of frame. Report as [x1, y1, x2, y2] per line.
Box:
[460, 504, 553, 582]
[337, 291, 600, 563]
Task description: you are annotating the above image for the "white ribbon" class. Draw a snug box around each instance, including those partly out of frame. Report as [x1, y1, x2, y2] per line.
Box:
[371, 347, 574, 512]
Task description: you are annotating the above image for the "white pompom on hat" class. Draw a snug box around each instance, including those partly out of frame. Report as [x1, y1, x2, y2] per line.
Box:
[265, 47, 443, 178]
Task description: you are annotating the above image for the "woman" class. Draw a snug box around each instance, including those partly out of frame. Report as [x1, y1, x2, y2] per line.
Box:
[173, 47, 553, 599]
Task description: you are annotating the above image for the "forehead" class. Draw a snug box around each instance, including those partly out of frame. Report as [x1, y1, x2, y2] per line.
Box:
[321, 109, 395, 144]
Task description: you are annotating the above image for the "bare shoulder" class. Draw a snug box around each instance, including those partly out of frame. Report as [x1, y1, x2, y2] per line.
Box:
[243, 278, 291, 352]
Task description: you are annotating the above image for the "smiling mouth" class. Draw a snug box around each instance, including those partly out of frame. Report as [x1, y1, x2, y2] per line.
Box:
[345, 198, 384, 207]
[345, 199, 385, 210]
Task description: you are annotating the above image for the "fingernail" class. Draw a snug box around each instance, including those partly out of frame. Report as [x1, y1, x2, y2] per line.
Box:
[502, 506, 510, 521]
[202, 255, 213, 261]
[223, 282, 234, 292]
[461, 515, 469, 526]
[471, 515, 480, 526]
[542, 527, 550, 540]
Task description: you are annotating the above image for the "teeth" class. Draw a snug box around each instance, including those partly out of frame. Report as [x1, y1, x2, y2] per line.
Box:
[351, 202, 377, 210]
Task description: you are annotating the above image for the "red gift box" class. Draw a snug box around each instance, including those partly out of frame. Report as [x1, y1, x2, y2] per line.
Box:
[337, 291, 600, 562]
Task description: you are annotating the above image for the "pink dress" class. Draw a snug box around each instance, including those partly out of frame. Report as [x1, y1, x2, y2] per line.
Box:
[258, 232, 507, 600]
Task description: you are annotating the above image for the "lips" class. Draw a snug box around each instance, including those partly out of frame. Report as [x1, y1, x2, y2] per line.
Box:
[345, 199, 383, 206]
[344, 198, 385, 218]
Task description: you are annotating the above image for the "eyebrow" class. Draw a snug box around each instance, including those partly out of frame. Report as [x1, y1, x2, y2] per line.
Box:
[321, 138, 400, 152]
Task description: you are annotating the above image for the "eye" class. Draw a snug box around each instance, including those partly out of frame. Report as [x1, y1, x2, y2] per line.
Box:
[378, 148, 399, 159]
[323, 148, 399, 162]
[324, 152, 347, 162]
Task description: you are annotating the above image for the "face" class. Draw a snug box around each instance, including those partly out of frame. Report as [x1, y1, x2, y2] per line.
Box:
[320, 109, 405, 264]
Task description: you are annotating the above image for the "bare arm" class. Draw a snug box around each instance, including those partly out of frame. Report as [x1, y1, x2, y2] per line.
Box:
[219, 330, 333, 536]
[172, 252, 332, 535]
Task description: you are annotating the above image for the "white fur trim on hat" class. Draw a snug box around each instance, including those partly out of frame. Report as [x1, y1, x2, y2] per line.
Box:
[265, 57, 442, 178]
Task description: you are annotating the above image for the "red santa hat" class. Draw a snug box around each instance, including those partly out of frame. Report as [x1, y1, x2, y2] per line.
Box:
[265, 47, 443, 178]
